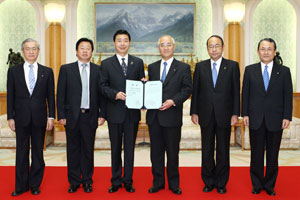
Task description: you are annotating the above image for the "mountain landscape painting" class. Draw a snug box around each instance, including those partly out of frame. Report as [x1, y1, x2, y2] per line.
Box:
[95, 3, 195, 54]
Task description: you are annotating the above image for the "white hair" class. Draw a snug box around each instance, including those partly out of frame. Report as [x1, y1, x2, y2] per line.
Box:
[21, 38, 40, 50]
[157, 35, 175, 45]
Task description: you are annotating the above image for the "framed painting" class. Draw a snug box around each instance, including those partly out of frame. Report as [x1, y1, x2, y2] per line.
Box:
[95, 3, 195, 55]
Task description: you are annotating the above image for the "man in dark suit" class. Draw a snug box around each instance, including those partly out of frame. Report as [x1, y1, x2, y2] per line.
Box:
[190, 35, 240, 194]
[57, 38, 106, 193]
[7, 38, 55, 196]
[100, 30, 145, 193]
[146, 35, 192, 195]
[242, 38, 292, 196]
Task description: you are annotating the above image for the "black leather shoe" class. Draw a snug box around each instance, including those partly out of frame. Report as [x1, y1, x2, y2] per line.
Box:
[11, 189, 28, 196]
[266, 189, 276, 196]
[124, 184, 135, 193]
[30, 187, 40, 195]
[170, 187, 182, 195]
[148, 186, 165, 193]
[251, 188, 261, 194]
[203, 185, 214, 192]
[83, 184, 92, 193]
[108, 185, 121, 193]
[217, 187, 227, 194]
[68, 184, 80, 193]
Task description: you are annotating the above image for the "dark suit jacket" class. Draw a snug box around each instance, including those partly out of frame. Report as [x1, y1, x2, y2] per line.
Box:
[146, 59, 192, 127]
[7, 63, 55, 127]
[100, 54, 145, 124]
[242, 63, 293, 131]
[190, 58, 240, 128]
[57, 61, 106, 130]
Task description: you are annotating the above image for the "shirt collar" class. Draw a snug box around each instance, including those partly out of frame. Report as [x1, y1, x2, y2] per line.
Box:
[78, 60, 90, 68]
[261, 61, 273, 68]
[210, 57, 222, 68]
[116, 54, 128, 63]
[24, 61, 38, 68]
[162, 57, 174, 66]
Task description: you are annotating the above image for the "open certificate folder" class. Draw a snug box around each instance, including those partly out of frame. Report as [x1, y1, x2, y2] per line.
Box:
[125, 80, 162, 109]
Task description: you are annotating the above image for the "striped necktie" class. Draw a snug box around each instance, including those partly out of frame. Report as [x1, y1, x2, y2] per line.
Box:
[28, 64, 35, 95]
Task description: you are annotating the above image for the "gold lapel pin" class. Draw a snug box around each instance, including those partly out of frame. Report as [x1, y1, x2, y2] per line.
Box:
[277, 72, 280, 75]
[130, 61, 134, 65]
[224, 67, 227, 69]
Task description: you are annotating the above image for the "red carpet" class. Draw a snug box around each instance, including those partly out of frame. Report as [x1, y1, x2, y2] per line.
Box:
[1, 166, 299, 199]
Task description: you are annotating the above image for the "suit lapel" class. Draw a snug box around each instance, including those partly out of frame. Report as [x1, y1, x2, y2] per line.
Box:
[71, 61, 82, 84]
[253, 63, 266, 92]
[126, 55, 135, 77]
[151, 61, 161, 81]
[31, 64, 44, 96]
[16, 64, 30, 95]
[215, 58, 227, 88]
[111, 55, 125, 77]
[163, 59, 178, 86]
[203, 60, 214, 88]
[267, 63, 281, 92]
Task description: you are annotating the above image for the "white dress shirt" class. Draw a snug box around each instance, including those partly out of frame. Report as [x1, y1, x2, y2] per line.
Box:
[261, 61, 273, 79]
[78, 60, 90, 109]
[160, 57, 174, 79]
[116, 54, 129, 66]
[210, 57, 222, 75]
[24, 61, 38, 93]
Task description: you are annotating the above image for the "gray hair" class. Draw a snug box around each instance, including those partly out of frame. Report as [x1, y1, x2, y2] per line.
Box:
[21, 38, 40, 50]
[157, 35, 175, 45]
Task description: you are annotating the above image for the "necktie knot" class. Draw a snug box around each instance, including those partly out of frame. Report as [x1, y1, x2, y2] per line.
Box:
[164, 62, 167, 67]
[81, 63, 87, 68]
[213, 62, 217, 69]
[29, 64, 34, 68]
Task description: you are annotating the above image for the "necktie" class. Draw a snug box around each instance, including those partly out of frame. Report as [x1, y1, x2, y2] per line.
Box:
[121, 58, 127, 76]
[263, 65, 269, 91]
[28, 64, 35, 95]
[161, 62, 167, 83]
[81, 63, 88, 108]
[212, 62, 217, 87]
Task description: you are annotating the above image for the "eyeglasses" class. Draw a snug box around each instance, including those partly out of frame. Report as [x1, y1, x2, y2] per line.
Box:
[259, 48, 275, 52]
[208, 44, 222, 50]
[159, 43, 173, 48]
[24, 47, 38, 52]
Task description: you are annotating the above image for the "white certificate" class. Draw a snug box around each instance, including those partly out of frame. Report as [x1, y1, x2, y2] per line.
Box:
[144, 81, 162, 109]
[125, 80, 144, 109]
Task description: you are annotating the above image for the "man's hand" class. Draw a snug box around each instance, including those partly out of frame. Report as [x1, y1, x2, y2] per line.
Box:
[231, 115, 238, 126]
[159, 99, 175, 111]
[59, 119, 66, 125]
[282, 119, 290, 129]
[191, 114, 199, 125]
[115, 92, 126, 101]
[98, 117, 105, 126]
[8, 119, 15, 132]
[46, 118, 54, 131]
[243, 116, 249, 127]
[141, 77, 148, 82]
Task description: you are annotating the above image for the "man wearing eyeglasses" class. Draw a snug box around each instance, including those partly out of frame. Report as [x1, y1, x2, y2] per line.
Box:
[190, 35, 240, 194]
[242, 38, 292, 196]
[7, 38, 55, 196]
[146, 35, 192, 195]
